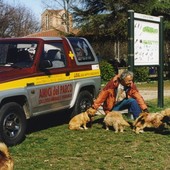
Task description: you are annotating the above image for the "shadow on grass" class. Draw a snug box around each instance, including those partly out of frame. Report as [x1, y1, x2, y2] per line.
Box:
[26, 109, 70, 134]
[142, 126, 170, 135]
[157, 129, 170, 135]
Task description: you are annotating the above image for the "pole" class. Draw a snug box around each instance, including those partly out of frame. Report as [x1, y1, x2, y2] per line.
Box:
[128, 10, 134, 72]
[158, 16, 164, 107]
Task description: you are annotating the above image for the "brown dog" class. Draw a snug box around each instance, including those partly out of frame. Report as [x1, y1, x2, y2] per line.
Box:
[0, 142, 14, 170]
[133, 110, 170, 134]
[68, 107, 97, 130]
[103, 111, 130, 133]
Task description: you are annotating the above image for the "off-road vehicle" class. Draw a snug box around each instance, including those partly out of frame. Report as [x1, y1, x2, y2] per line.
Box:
[0, 37, 101, 146]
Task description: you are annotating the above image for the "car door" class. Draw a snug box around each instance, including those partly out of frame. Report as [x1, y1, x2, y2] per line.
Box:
[27, 41, 74, 116]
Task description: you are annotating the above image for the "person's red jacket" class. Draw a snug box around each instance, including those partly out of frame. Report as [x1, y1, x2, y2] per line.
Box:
[93, 75, 148, 113]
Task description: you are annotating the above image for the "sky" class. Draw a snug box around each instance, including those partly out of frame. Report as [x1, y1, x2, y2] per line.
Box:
[5, 0, 45, 21]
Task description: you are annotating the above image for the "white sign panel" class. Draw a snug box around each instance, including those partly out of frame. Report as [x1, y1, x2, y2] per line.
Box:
[134, 20, 159, 66]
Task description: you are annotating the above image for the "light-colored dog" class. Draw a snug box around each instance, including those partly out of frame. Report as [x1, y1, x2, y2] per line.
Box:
[0, 142, 14, 170]
[115, 84, 126, 103]
[133, 109, 170, 134]
[68, 107, 97, 130]
[103, 111, 130, 133]
[160, 108, 170, 117]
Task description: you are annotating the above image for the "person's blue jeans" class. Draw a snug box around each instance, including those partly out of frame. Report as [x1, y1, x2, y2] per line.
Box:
[112, 98, 141, 119]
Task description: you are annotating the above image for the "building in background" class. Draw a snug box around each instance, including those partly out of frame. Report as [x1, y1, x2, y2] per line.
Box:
[41, 9, 72, 33]
[27, 9, 78, 37]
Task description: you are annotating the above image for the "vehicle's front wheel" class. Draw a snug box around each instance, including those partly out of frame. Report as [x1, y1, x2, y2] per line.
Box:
[71, 90, 93, 118]
[0, 102, 27, 146]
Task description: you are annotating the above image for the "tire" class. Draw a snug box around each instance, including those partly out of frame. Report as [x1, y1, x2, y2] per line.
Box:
[0, 102, 27, 146]
[71, 90, 93, 118]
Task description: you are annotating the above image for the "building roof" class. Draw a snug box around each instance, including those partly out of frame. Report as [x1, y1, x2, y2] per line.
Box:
[26, 28, 79, 37]
[26, 29, 64, 37]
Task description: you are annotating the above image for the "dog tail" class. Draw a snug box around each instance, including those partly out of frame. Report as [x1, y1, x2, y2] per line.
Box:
[0, 142, 11, 159]
[122, 119, 130, 126]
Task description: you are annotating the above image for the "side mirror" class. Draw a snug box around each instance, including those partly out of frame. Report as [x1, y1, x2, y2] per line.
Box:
[39, 60, 52, 69]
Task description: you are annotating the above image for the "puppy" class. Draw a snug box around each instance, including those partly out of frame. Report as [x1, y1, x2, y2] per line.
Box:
[133, 112, 166, 134]
[103, 111, 130, 133]
[115, 84, 126, 103]
[0, 142, 14, 170]
[69, 107, 97, 130]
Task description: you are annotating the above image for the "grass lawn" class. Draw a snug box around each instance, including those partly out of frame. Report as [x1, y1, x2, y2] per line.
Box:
[10, 81, 170, 170]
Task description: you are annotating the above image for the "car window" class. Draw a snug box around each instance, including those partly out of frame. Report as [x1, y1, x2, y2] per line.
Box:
[43, 42, 66, 69]
[68, 38, 95, 62]
[0, 42, 37, 68]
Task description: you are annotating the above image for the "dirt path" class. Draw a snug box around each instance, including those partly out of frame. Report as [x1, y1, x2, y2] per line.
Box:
[139, 89, 170, 101]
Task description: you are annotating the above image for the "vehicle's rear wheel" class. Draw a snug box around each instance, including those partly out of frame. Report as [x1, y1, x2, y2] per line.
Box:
[0, 102, 27, 146]
[71, 90, 93, 118]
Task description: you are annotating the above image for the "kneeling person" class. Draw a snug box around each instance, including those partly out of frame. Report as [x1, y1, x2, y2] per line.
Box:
[92, 70, 148, 119]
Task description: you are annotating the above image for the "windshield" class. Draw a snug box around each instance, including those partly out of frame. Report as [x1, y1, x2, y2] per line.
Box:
[0, 42, 38, 68]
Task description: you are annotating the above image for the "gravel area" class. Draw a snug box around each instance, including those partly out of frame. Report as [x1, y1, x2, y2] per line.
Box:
[139, 89, 170, 100]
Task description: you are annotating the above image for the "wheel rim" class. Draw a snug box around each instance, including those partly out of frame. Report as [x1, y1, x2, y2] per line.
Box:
[80, 98, 92, 112]
[3, 112, 21, 139]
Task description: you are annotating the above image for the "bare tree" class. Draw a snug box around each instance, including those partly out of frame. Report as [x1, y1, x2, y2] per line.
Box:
[0, 1, 15, 37]
[12, 5, 40, 37]
[0, 0, 40, 37]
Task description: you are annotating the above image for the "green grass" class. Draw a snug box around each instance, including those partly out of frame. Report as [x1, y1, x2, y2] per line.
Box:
[9, 81, 170, 170]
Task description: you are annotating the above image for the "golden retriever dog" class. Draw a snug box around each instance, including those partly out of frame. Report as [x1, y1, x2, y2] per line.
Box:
[160, 108, 170, 117]
[0, 142, 14, 170]
[68, 107, 97, 130]
[133, 109, 170, 134]
[103, 111, 130, 133]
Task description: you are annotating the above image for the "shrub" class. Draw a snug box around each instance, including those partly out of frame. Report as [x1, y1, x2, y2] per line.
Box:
[134, 67, 149, 82]
[99, 60, 149, 83]
[99, 60, 115, 82]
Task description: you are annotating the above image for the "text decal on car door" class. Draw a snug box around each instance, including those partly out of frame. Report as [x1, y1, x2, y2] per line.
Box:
[39, 84, 72, 104]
